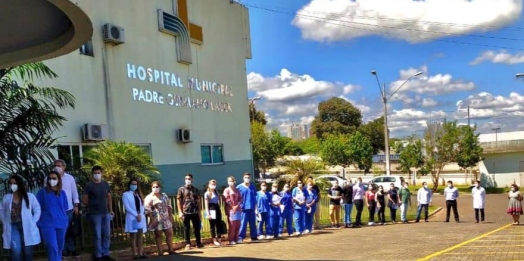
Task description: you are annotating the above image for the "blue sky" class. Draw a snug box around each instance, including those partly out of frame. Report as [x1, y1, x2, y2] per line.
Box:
[241, 0, 524, 137]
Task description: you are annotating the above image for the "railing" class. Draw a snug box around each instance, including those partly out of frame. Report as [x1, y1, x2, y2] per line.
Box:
[0, 192, 423, 257]
[481, 139, 524, 154]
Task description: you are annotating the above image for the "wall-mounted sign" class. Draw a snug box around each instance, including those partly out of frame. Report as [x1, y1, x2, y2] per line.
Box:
[127, 63, 233, 113]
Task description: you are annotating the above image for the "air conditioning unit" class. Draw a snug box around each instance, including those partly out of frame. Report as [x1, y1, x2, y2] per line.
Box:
[176, 129, 191, 143]
[83, 124, 109, 141]
[102, 23, 125, 44]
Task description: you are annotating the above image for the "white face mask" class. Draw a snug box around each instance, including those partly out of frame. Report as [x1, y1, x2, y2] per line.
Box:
[272, 187, 278, 192]
[10, 184, 18, 192]
[53, 166, 63, 174]
[244, 178, 250, 184]
[448, 184, 452, 188]
[423, 185, 428, 189]
[93, 174, 102, 181]
[297, 183, 303, 188]
[283, 187, 289, 192]
[185, 180, 192, 186]
[209, 185, 216, 190]
[261, 186, 267, 191]
[152, 187, 160, 193]
[228, 181, 235, 187]
[357, 181, 361, 185]
[49, 180, 58, 187]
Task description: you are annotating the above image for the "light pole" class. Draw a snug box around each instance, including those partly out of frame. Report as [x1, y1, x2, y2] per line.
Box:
[492, 127, 501, 144]
[371, 70, 423, 175]
[516, 73, 524, 79]
[248, 96, 261, 180]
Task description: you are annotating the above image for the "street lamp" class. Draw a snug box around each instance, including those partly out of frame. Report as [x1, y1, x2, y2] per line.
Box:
[492, 127, 501, 144]
[371, 70, 424, 175]
[248, 96, 262, 180]
[516, 73, 524, 79]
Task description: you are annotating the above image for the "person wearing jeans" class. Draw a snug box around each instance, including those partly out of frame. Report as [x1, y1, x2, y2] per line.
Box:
[279, 184, 294, 236]
[416, 182, 432, 222]
[82, 166, 114, 261]
[177, 173, 203, 250]
[365, 185, 376, 225]
[342, 180, 353, 228]
[352, 178, 365, 228]
[444, 181, 460, 222]
[292, 181, 308, 235]
[387, 183, 400, 223]
[236, 173, 258, 243]
[1, 175, 41, 261]
[398, 182, 411, 223]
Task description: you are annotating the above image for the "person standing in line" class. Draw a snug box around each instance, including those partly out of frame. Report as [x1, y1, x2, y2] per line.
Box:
[37, 171, 68, 261]
[223, 176, 242, 245]
[352, 178, 365, 228]
[0, 175, 41, 261]
[398, 182, 411, 224]
[256, 182, 271, 240]
[279, 183, 294, 237]
[82, 166, 115, 261]
[176, 173, 203, 250]
[375, 185, 386, 225]
[342, 180, 353, 228]
[387, 183, 400, 223]
[327, 180, 343, 229]
[415, 182, 432, 223]
[145, 181, 175, 255]
[444, 181, 460, 223]
[507, 184, 523, 225]
[306, 176, 321, 230]
[304, 181, 318, 233]
[472, 180, 486, 224]
[365, 185, 377, 226]
[292, 180, 308, 235]
[122, 179, 147, 259]
[50, 160, 80, 258]
[268, 183, 282, 239]
[204, 179, 225, 246]
[236, 172, 258, 243]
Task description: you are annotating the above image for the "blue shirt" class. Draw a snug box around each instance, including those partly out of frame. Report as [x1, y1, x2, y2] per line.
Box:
[237, 183, 257, 210]
[256, 191, 270, 213]
[36, 188, 68, 229]
[280, 191, 293, 210]
[306, 189, 318, 212]
[292, 187, 309, 210]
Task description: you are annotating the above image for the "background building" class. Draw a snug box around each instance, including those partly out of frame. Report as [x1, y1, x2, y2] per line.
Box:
[32, 0, 253, 193]
[286, 123, 309, 140]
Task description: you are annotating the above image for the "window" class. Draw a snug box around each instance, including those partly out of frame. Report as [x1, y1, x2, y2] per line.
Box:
[384, 177, 396, 182]
[79, 40, 94, 56]
[56, 144, 95, 171]
[372, 177, 383, 183]
[200, 144, 224, 165]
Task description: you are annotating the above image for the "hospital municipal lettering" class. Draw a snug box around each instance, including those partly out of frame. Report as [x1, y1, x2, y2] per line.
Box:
[34, 0, 253, 194]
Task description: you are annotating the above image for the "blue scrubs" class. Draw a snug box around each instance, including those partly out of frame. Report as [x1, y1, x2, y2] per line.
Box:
[237, 183, 258, 240]
[279, 190, 294, 235]
[292, 187, 309, 234]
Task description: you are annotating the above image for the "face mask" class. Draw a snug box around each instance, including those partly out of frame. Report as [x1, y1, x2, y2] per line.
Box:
[185, 180, 192, 186]
[357, 181, 361, 185]
[209, 185, 216, 190]
[307, 186, 313, 190]
[379, 188, 383, 191]
[93, 174, 102, 181]
[130, 185, 137, 191]
[53, 167, 62, 174]
[475, 184, 479, 188]
[152, 188, 160, 193]
[10, 184, 18, 192]
[272, 188, 278, 192]
[244, 178, 250, 184]
[261, 186, 267, 191]
[423, 185, 428, 189]
[404, 185, 408, 188]
[283, 187, 289, 192]
[49, 180, 58, 187]
[448, 184, 452, 188]
[228, 181, 235, 187]
[297, 184, 303, 188]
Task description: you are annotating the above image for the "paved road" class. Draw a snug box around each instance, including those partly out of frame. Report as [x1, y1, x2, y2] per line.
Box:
[137, 193, 516, 261]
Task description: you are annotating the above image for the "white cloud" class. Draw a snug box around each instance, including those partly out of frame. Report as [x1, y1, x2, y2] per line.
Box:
[470, 50, 524, 65]
[421, 98, 438, 107]
[292, 0, 522, 43]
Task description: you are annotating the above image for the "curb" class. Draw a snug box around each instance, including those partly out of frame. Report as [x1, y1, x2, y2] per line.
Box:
[427, 207, 443, 220]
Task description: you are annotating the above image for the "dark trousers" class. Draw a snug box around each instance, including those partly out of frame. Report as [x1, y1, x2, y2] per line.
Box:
[183, 214, 202, 245]
[474, 208, 485, 222]
[377, 205, 385, 224]
[208, 207, 223, 239]
[354, 199, 364, 225]
[416, 204, 429, 221]
[389, 206, 397, 222]
[446, 200, 459, 221]
[368, 200, 376, 223]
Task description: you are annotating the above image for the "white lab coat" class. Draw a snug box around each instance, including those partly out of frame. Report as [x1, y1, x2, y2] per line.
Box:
[122, 191, 147, 233]
[0, 193, 41, 249]
[472, 187, 486, 209]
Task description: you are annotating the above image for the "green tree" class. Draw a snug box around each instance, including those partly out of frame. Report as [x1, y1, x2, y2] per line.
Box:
[311, 97, 362, 139]
[456, 125, 483, 182]
[0, 62, 76, 189]
[284, 158, 325, 186]
[423, 121, 460, 191]
[81, 140, 160, 194]
[249, 102, 267, 125]
[283, 142, 304, 156]
[251, 121, 278, 177]
[359, 116, 385, 154]
[294, 137, 320, 155]
[394, 136, 424, 175]
[319, 134, 351, 175]
[347, 131, 374, 173]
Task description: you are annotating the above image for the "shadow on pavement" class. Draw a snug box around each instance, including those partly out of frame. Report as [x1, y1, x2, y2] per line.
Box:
[152, 255, 345, 261]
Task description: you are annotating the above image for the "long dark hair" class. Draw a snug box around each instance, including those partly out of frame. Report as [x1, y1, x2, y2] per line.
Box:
[9, 175, 29, 208]
[46, 171, 62, 195]
[128, 178, 143, 201]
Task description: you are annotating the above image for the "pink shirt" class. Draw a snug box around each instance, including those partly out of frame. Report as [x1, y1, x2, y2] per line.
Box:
[223, 187, 242, 214]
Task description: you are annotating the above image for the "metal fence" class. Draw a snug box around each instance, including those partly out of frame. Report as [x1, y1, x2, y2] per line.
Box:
[0, 192, 422, 257]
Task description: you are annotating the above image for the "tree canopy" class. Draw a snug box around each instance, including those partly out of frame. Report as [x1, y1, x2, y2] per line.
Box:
[359, 116, 385, 154]
[311, 97, 362, 139]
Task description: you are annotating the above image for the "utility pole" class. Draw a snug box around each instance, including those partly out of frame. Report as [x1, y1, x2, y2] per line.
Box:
[492, 127, 501, 144]
[467, 106, 470, 126]
[382, 83, 390, 176]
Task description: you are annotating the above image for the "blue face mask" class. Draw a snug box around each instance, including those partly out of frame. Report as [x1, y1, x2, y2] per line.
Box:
[130, 185, 138, 191]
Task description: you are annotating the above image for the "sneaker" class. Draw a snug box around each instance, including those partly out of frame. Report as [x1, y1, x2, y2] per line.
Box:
[197, 244, 204, 249]
[257, 235, 265, 240]
[278, 233, 282, 237]
[266, 235, 274, 239]
[213, 240, 221, 246]
[230, 241, 236, 245]
[367, 222, 373, 226]
[303, 229, 310, 234]
[184, 244, 191, 250]
[237, 238, 243, 244]
[295, 232, 301, 236]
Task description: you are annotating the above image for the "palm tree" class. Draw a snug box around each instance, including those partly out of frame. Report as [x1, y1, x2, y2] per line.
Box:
[81, 140, 160, 194]
[285, 158, 325, 186]
[0, 62, 76, 189]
